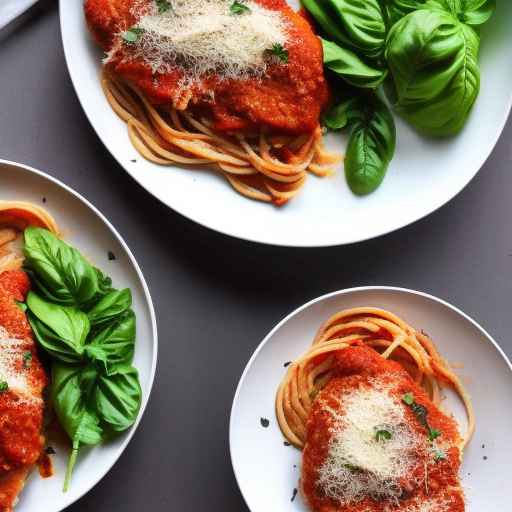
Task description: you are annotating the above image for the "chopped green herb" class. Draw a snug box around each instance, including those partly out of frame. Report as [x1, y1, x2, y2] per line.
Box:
[156, 0, 172, 13]
[402, 392, 414, 405]
[343, 463, 361, 472]
[267, 43, 289, 63]
[15, 300, 27, 312]
[428, 428, 441, 442]
[122, 27, 145, 44]
[23, 351, 32, 369]
[375, 429, 392, 442]
[0, 381, 8, 393]
[411, 402, 429, 428]
[434, 449, 446, 462]
[230, 1, 251, 15]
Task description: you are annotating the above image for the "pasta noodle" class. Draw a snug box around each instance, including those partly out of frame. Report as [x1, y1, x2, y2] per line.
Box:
[101, 71, 341, 205]
[275, 307, 475, 451]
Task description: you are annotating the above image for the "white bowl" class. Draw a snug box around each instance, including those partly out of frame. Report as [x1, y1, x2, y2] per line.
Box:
[0, 160, 158, 512]
[60, 1, 512, 247]
[230, 287, 512, 510]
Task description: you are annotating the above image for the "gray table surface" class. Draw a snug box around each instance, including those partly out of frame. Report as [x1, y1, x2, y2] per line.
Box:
[0, 3, 511, 510]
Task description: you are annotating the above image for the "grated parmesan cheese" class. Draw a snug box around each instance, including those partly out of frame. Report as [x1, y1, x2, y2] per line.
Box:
[392, 495, 455, 512]
[111, 0, 290, 81]
[316, 378, 427, 505]
[0, 326, 37, 402]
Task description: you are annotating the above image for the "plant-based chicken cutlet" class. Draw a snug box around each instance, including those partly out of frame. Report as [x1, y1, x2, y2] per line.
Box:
[301, 346, 464, 512]
[84, 0, 329, 134]
[0, 270, 47, 512]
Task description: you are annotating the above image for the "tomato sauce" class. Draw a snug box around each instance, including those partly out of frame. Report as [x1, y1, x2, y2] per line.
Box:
[301, 347, 465, 512]
[0, 271, 48, 510]
[87, 0, 329, 135]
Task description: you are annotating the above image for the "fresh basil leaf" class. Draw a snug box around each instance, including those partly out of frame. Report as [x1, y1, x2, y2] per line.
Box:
[23, 227, 110, 307]
[430, 0, 495, 25]
[52, 363, 104, 491]
[460, 0, 495, 25]
[344, 94, 396, 195]
[381, 0, 430, 26]
[27, 292, 89, 363]
[322, 38, 387, 89]
[303, 0, 387, 59]
[87, 289, 132, 326]
[385, 9, 480, 136]
[95, 364, 142, 432]
[322, 96, 361, 131]
[85, 310, 136, 370]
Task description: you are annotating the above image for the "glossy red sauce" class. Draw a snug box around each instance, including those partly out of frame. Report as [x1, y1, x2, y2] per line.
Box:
[301, 346, 464, 512]
[85, 0, 329, 134]
[0, 270, 47, 510]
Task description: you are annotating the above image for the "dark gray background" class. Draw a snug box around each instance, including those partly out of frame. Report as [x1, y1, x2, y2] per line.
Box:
[0, 3, 510, 510]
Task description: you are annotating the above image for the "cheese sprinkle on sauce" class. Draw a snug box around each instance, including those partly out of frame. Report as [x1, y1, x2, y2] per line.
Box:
[316, 378, 426, 505]
[115, 0, 290, 81]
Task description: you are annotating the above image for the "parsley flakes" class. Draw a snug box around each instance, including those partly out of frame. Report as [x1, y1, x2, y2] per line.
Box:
[402, 392, 414, 405]
[23, 351, 32, 369]
[267, 43, 289, 63]
[230, 1, 251, 15]
[434, 449, 446, 462]
[375, 429, 392, 442]
[156, 0, 172, 14]
[0, 381, 8, 393]
[122, 27, 145, 44]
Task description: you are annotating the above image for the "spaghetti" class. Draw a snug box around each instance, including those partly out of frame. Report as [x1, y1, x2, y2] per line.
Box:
[102, 71, 341, 205]
[275, 307, 474, 451]
[0, 201, 59, 273]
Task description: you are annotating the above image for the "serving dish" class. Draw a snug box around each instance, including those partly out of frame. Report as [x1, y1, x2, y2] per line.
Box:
[0, 160, 157, 512]
[230, 287, 512, 510]
[60, 0, 512, 247]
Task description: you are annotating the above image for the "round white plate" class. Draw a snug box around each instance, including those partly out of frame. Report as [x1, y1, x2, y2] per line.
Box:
[0, 160, 158, 512]
[60, 1, 512, 247]
[230, 287, 512, 510]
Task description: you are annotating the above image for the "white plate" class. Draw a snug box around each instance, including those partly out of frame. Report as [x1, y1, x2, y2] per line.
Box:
[60, 1, 512, 247]
[230, 287, 512, 510]
[0, 160, 158, 512]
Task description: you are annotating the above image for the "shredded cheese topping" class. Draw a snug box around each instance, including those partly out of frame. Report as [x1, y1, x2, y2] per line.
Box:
[316, 378, 427, 505]
[110, 0, 290, 82]
[0, 326, 37, 402]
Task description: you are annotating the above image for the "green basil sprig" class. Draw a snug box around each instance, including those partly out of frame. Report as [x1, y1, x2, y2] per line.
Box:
[322, 38, 387, 89]
[95, 364, 142, 432]
[386, 8, 480, 136]
[27, 292, 89, 363]
[23, 227, 112, 307]
[303, 0, 387, 59]
[85, 310, 136, 373]
[344, 94, 396, 195]
[23, 228, 141, 491]
[87, 288, 132, 326]
[428, 0, 496, 25]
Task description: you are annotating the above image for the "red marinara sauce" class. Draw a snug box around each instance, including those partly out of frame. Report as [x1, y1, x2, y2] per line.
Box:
[86, 0, 329, 135]
[0, 271, 48, 510]
[300, 347, 465, 512]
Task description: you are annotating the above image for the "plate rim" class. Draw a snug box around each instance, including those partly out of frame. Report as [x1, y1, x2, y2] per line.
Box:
[59, 1, 512, 248]
[229, 285, 512, 510]
[0, 158, 159, 511]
